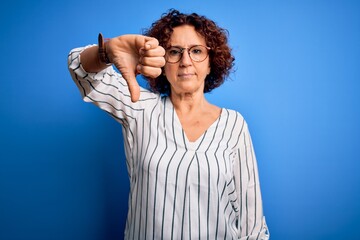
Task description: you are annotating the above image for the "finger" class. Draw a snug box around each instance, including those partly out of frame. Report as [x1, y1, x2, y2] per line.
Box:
[143, 37, 160, 50]
[135, 36, 159, 52]
[137, 65, 163, 78]
[124, 73, 140, 102]
[127, 80, 141, 102]
[140, 46, 166, 57]
[113, 62, 141, 102]
[139, 56, 166, 68]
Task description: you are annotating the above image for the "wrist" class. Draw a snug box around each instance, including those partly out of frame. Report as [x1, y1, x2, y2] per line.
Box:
[98, 33, 112, 65]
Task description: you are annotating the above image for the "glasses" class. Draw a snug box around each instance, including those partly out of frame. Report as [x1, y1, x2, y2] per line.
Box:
[165, 45, 211, 63]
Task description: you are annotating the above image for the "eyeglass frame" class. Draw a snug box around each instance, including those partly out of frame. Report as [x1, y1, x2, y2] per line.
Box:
[165, 45, 211, 64]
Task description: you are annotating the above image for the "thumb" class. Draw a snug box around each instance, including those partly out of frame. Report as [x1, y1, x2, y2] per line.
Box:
[124, 72, 140, 103]
[115, 62, 140, 102]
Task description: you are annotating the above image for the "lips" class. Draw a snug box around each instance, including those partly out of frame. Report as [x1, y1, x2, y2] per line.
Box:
[178, 73, 195, 77]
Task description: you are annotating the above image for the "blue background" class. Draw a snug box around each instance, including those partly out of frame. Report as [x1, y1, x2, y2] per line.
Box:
[1, 0, 359, 239]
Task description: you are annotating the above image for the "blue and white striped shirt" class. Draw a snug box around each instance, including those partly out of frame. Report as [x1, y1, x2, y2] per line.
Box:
[68, 46, 269, 240]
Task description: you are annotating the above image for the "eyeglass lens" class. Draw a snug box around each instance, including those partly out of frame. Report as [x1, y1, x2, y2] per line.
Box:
[166, 45, 209, 63]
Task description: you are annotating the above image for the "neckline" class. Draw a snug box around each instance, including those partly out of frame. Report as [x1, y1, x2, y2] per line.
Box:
[165, 97, 224, 150]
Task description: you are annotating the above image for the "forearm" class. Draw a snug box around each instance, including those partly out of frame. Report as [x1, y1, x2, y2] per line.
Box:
[70, 34, 164, 103]
[68, 46, 137, 122]
[80, 45, 111, 73]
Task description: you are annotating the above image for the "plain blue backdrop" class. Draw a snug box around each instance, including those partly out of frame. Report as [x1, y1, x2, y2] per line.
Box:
[1, 0, 359, 239]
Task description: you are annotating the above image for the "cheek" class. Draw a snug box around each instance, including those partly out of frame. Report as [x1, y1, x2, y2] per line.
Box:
[201, 62, 211, 76]
[202, 59, 211, 75]
[165, 66, 181, 85]
[164, 64, 175, 77]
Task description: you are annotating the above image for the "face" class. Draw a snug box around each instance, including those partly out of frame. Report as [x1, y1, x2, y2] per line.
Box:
[164, 25, 211, 96]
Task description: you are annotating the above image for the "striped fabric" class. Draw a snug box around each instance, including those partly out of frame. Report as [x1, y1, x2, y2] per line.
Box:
[68, 46, 269, 240]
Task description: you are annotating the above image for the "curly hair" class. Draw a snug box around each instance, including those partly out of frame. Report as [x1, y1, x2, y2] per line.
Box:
[143, 9, 235, 94]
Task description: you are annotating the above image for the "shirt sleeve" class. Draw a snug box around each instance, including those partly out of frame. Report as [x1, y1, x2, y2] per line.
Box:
[67, 45, 160, 126]
[233, 121, 270, 240]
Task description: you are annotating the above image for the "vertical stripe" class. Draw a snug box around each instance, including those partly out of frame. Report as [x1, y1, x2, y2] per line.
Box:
[143, 113, 161, 240]
[151, 102, 169, 239]
[160, 103, 178, 240]
[180, 133, 207, 238]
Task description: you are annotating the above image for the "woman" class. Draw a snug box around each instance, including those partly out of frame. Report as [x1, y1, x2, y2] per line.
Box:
[68, 9, 269, 240]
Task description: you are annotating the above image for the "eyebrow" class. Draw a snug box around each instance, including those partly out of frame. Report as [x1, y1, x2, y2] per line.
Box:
[168, 44, 202, 49]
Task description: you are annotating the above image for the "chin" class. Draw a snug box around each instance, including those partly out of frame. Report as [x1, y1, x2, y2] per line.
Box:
[173, 85, 203, 95]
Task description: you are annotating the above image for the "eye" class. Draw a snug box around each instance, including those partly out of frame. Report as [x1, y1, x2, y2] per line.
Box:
[191, 47, 204, 55]
[168, 48, 182, 56]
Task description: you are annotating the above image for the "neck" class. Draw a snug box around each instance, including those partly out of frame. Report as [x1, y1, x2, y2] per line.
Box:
[169, 91, 208, 115]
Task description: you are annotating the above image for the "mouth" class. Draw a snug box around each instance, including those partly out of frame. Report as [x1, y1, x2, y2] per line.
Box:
[178, 73, 195, 78]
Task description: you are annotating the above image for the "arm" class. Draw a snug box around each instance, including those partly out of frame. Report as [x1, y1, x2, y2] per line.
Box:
[79, 45, 111, 73]
[78, 34, 165, 102]
[67, 34, 165, 122]
[81, 35, 165, 102]
[233, 122, 269, 239]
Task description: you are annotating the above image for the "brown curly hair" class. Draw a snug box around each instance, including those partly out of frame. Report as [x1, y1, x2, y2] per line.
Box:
[143, 9, 235, 94]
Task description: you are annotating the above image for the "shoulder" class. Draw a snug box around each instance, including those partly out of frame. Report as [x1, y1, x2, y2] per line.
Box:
[221, 108, 250, 134]
[222, 108, 246, 123]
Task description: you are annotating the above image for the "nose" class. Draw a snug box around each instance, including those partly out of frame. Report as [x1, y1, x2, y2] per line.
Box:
[179, 50, 192, 67]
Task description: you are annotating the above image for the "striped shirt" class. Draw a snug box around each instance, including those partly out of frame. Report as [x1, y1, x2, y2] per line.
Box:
[68, 46, 269, 240]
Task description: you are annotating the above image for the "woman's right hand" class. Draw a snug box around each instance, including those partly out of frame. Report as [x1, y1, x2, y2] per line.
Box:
[106, 35, 166, 102]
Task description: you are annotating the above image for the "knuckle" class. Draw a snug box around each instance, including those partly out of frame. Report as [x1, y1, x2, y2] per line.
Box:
[159, 47, 166, 56]
[152, 37, 159, 45]
[153, 68, 162, 78]
[148, 70, 159, 78]
[160, 57, 166, 66]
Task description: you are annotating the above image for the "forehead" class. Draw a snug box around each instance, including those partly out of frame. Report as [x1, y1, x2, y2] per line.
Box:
[169, 25, 206, 46]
